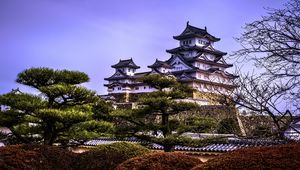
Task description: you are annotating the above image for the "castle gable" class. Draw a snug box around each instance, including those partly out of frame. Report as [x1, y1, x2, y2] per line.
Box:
[169, 55, 193, 71]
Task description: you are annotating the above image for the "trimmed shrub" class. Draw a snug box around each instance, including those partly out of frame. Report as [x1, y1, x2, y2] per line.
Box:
[116, 152, 203, 170]
[74, 142, 150, 170]
[0, 144, 75, 170]
[191, 143, 300, 170]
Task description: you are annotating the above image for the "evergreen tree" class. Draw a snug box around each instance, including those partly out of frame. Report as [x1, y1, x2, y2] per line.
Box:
[0, 67, 114, 145]
[111, 74, 203, 152]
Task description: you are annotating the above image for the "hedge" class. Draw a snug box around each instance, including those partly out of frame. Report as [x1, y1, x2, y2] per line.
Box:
[0, 144, 75, 170]
[192, 143, 300, 170]
[74, 142, 150, 170]
[116, 152, 203, 170]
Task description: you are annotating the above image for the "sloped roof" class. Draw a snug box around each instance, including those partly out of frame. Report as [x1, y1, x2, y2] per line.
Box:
[166, 45, 227, 56]
[148, 59, 173, 69]
[173, 22, 220, 42]
[178, 72, 196, 81]
[112, 58, 140, 69]
[186, 56, 233, 68]
[84, 137, 285, 152]
[166, 54, 197, 69]
[104, 69, 130, 81]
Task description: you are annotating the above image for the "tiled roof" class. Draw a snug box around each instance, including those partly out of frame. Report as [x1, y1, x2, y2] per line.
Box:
[149, 143, 249, 152]
[185, 56, 233, 68]
[166, 54, 197, 69]
[83, 137, 285, 153]
[112, 59, 140, 69]
[104, 69, 130, 81]
[148, 59, 173, 69]
[166, 45, 227, 56]
[173, 22, 220, 42]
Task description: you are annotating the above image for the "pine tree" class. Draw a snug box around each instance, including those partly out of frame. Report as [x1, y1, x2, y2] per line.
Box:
[111, 74, 203, 152]
[0, 67, 114, 145]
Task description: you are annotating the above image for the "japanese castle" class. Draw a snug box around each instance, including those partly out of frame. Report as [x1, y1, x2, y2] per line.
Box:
[104, 22, 238, 105]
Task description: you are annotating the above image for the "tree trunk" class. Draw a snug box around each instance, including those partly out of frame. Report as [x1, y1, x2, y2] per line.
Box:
[161, 111, 170, 137]
[43, 122, 54, 145]
[163, 144, 174, 152]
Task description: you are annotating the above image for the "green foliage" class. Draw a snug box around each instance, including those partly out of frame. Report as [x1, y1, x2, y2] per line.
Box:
[95, 142, 150, 157]
[67, 120, 115, 140]
[74, 142, 150, 170]
[39, 84, 99, 107]
[112, 74, 201, 152]
[0, 92, 46, 112]
[16, 67, 89, 88]
[92, 100, 114, 120]
[0, 67, 113, 145]
[179, 116, 217, 134]
[139, 74, 178, 90]
[252, 125, 273, 138]
[217, 118, 240, 134]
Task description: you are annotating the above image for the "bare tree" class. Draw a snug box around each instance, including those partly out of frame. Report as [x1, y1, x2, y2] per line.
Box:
[233, 72, 298, 138]
[233, 0, 300, 112]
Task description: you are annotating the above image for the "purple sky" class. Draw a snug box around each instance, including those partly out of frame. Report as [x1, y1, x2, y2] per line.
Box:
[0, 0, 286, 95]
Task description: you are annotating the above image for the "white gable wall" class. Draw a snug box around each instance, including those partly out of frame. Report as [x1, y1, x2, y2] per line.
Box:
[170, 57, 192, 72]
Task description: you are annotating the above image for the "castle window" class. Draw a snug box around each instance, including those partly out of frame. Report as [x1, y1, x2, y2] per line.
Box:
[198, 40, 208, 45]
[144, 86, 146, 89]
[135, 87, 139, 90]
[112, 88, 114, 90]
[188, 40, 191, 44]
[118, 87, 121, 90]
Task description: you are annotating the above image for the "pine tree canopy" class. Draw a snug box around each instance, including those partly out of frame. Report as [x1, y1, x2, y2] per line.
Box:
[111, 74, 210, 152]
[0, 67, 114, 145]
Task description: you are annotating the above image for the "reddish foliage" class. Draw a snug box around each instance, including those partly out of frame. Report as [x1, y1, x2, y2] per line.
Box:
[74, 149, 131, 170]
[0, 145, 75, 170]
[192, 143, 300, 170]
[73, 142, 150, 170]
[116, 152, 203, 170]
[0, 142, 149, 170]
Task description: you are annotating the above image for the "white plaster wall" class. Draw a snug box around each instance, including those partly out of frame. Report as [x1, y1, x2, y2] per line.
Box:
[170, 57, 190, 71]
[180, 38, 196, 46]
[108, 86, 124, 94]
[205, 53, 216, 61]
[195, 38, 209, 47]
[123, 68, 135, 76]
[158, 67, 171, 73]
[131, 86, 157, 93]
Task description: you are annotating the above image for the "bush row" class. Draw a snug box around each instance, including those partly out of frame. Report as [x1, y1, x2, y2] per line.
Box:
[0, 142, 149, 170]
[1, 142, 300, 170]
[192, 143, 300, 170]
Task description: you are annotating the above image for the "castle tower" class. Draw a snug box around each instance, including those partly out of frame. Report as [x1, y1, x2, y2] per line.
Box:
[165, 22, 238, 95]
[103, 23, 238, 104]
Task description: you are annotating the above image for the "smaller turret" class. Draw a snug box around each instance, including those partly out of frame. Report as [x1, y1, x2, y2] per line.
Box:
[111, 58, 140, 76]
[148, 59, 173, 74]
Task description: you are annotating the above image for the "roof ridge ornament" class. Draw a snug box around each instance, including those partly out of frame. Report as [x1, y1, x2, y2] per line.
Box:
[187, 21, 189, 26]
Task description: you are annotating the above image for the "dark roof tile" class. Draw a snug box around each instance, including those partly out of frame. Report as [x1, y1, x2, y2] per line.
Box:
[112, 58, 140, 69]
[148, 59, 173, 69]
[173, 22, 220, 42]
